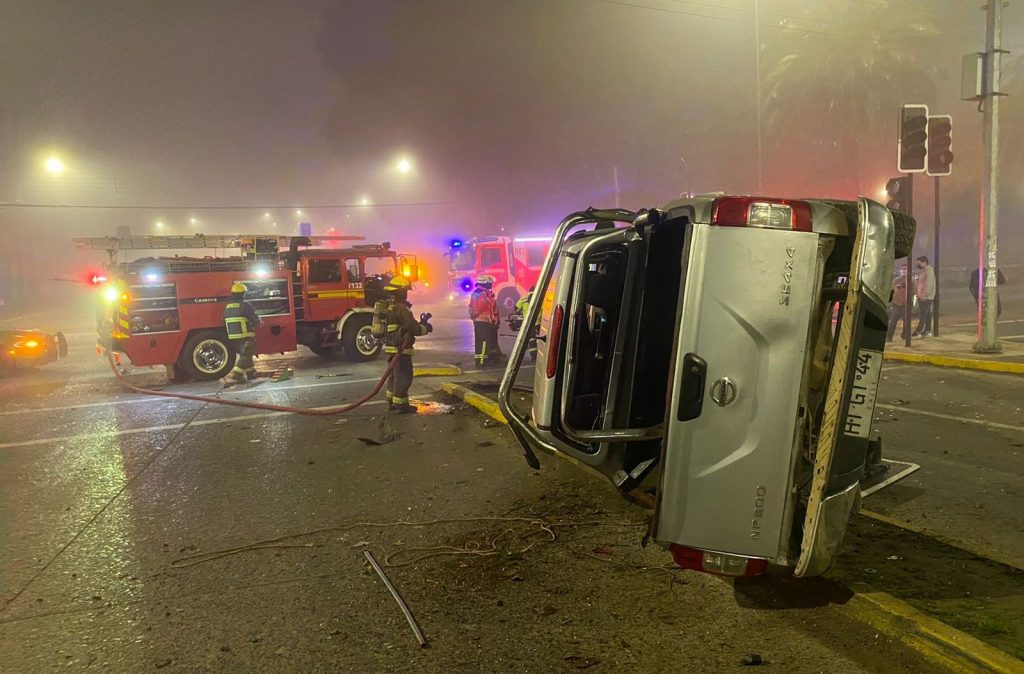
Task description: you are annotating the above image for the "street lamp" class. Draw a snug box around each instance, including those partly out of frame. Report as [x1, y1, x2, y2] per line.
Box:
[263, 212, 271, 218]
[396, 157, 412, 175]
[43, 156, 66, 176]
[155, 220, 165, 230]
[360, 196, 371, 206]
[295, 209, 303, 216]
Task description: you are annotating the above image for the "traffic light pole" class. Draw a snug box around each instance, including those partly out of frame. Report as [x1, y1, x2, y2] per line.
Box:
[933, 175, 940, 337]
[903, 173, 914, 348]
[975, 0, 1003, 353]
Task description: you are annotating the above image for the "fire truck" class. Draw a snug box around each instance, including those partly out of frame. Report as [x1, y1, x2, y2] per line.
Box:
[74, 234, 419, 381]
[445, 236, 550, 313]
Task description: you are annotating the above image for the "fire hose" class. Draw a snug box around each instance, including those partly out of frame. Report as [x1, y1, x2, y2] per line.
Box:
[106, 343, 406, 416]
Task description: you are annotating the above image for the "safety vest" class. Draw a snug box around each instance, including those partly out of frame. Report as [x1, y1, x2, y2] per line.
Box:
[224, 302, 255, 339]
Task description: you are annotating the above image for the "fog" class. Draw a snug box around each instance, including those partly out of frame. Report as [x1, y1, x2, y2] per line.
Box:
[1, 0, 1022, 311]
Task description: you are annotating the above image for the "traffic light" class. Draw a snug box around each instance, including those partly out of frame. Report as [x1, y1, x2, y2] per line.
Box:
[885, 176, 912, 214]
[926, 115, 953, 176]
[898, 104, 929, 173]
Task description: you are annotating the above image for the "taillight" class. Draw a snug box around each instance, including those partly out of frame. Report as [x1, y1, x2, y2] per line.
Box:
[711, 197, 812, 232]
[545, 304, 564, 379]
[669, 544, 768, 577]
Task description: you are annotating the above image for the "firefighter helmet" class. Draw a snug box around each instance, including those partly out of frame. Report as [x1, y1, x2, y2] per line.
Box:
[385, 276, 412, 291]
[231, 282, 248, 294]
[476, 275, 494, 287]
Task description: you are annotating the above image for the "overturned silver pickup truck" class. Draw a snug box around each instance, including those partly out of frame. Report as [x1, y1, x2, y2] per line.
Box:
[498, 195, 916, 578]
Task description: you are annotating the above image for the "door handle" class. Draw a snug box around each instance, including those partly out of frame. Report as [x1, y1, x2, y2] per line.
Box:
[677, 353, 707, 422]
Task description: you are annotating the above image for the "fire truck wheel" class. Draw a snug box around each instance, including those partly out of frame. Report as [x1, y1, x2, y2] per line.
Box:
[497, 288, 520, 315]
[180, 331, 233, 381]
[343, 316, 381, 362]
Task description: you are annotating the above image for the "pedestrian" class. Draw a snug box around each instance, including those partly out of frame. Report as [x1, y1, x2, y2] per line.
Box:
[969, 267, 1006, 318]
[912, 256, 936, 338]
[382, 276, 431, 413]
[887, 267, 912, 343]
[469, 275, 502, 366]
[223, 282, 262, 382]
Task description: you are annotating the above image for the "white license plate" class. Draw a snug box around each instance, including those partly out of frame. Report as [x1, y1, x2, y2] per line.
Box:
[844, 349, 883, 439]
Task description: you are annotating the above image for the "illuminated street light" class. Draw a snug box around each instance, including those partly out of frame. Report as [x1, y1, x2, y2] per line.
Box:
[155, 221, 165, 230]
[189, 217, 198, 226]
[263, 212, 271, 218]
[360, 196, 371, 206]
[295, 209, 303, 216]
[396, 157, 412, 174]
[43, 156, 66, 176]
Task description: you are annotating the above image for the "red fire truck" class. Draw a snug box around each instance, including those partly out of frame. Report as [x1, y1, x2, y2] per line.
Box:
[445, 236, 550, 313]
[75, 234, 419, 381]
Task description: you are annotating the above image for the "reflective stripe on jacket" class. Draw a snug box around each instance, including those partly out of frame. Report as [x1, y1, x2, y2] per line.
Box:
[224, 301, 260, 339]
[383, 299, 427, 354]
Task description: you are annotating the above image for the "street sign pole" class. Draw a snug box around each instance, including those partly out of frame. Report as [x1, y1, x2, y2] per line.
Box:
[975, 0, 1003, 353]
[933, 175, 940, 337]
[903, 173, 914, 348]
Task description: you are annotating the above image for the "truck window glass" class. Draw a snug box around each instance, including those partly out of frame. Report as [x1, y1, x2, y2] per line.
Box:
[480, 246, 503, 268]
[449, 246, 475, 271]
[526, 244, 546, 267]
[345, 259, 361, 284]
[363, 256, 395, 283]
[308, 259, 341, 284]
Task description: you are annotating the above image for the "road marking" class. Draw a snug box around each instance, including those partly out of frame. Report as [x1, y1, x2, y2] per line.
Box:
[860, 460, 920, 497]
[876, 403, 1024, 433]
[0, 377, 381, 416]
[0, 400, 391, 450]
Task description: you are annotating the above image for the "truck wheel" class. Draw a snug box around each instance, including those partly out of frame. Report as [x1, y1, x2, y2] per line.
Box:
[893, 211, 916, 260]
[179, 331, 233, 381]
[343, 316, 381, 362]
[497, 288, 520, 316]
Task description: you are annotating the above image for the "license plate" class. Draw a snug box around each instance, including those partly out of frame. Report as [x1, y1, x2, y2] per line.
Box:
[844, 349, 883, 439]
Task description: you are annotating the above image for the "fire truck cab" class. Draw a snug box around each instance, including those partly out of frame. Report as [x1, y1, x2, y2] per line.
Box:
[75, 234, 419, 381]
[446, 236, 550, 313]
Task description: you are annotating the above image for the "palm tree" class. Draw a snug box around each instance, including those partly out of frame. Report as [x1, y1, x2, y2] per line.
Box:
[760, 0, 940, 195]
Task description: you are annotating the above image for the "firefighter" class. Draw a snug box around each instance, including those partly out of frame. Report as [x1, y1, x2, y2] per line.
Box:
[223, 282, 262, 382]
[383, 276, 432, 413]
[469, 275, 502, 366]
[514, 285, 538, 363]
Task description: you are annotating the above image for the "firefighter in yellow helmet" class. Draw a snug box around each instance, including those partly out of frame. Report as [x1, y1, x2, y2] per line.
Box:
[223, 282, 262, 382]
[382, 276, 432, 413]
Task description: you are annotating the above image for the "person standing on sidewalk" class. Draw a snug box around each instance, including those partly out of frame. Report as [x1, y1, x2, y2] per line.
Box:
[888, 266, 912, 342]
[912, 256, 936, 338]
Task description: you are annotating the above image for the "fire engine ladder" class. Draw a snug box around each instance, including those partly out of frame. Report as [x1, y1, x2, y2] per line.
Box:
[74, 234, 364, 256]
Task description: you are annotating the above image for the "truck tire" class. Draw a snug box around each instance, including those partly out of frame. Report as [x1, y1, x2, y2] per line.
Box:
[497, 288, 520, 316]
[342, 315, 381, 362]
[179, 330, 234, 381]
[893, 211, 916, 260]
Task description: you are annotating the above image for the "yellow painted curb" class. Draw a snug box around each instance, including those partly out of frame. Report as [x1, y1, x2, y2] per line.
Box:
[883, 351, 1024, 375]
[440, 382, 507, 424]
[843, 591, 1024, 674]
[414, 365, 463, 377]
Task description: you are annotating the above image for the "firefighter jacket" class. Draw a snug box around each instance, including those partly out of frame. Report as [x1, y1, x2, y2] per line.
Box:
[224, 299, 261, 340]
[468, 288, 499, 324]
[384, 300, 427, 354]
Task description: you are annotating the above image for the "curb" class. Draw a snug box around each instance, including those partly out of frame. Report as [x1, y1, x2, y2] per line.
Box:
[439, 382, 507, 424]
[843, 590, 1024, 674]
[445, 385, 1023, 673]
[884, 351, 1024, 375]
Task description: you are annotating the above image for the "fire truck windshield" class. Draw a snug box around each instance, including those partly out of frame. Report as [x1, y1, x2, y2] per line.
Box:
[449, 245, 475, 271]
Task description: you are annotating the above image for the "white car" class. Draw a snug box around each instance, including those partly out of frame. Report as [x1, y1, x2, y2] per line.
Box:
[499, 195, 916, 577]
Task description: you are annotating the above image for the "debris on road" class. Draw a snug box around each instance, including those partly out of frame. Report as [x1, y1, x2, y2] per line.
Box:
[741, 653, 765, 666]
[314, 372, 351, 379]
[364, 549, 429, 648]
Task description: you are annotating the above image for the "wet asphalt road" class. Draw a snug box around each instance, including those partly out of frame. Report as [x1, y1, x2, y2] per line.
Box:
[0, 298, 1015, 671]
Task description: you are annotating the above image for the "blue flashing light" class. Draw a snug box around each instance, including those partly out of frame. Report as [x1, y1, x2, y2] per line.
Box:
[461, 278, 473, 292]
[450, 239, 463, 248]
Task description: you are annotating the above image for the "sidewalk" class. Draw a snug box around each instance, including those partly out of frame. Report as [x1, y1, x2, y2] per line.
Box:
[885, 328, 1024, 373]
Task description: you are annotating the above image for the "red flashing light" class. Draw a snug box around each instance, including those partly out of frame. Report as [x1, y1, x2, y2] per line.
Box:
[546, 304, 564, 379]
[669, 544, 768, 577]
[711, 197, 812, 232]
